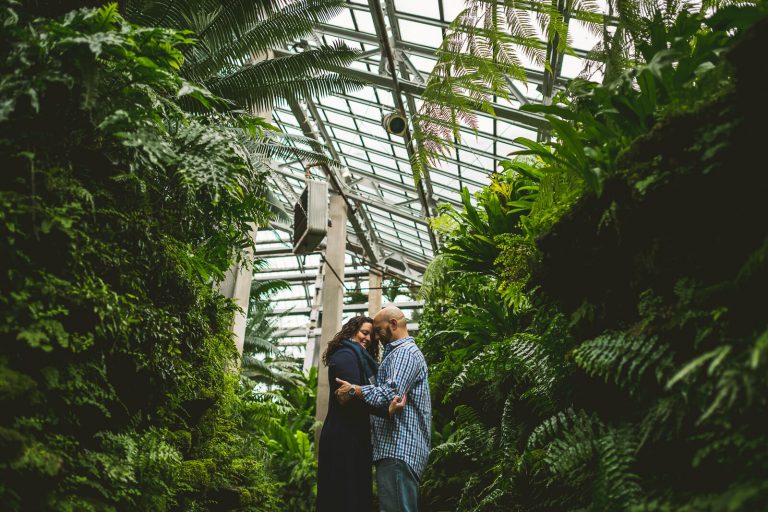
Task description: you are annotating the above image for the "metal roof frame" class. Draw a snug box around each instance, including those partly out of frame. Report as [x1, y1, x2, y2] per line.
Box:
[259, 0, 607, 352]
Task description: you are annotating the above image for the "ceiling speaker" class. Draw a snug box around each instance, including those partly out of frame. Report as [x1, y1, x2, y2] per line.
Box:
[382, 112, 407, 137]
[293, 180, 328, 254]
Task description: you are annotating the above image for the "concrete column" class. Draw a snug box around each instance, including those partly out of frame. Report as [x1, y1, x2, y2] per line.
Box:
[217, 51, 272, 359]
[367, 269, 383, 318]
[315, 192, 347, 449]
[217, 223, 258, 358]
[303, 267, 325, 374]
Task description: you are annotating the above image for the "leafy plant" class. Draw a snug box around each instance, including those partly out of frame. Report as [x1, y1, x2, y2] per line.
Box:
[0, 4, 281, 509]
[419, 3, 768, 510]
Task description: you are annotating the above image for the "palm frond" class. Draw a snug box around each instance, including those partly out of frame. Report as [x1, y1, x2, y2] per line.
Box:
[182, 0, 347, 81]
[207, 45, 364, 113]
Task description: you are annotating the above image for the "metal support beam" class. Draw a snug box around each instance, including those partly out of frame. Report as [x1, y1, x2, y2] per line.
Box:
[271, 301, 425, 316]
[367, 0, 437, 252]
[269, 221, 426, 283]
[267, 164, 429, 226]
[381, 0, 440, 222]
[313, 23, 572, 90]
[299, 55, 549, 130]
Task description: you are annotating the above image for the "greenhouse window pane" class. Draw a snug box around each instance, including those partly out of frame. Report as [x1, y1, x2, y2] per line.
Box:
[369, 152, 396, 168]
[361, 136, 391, 153]
[394, 0, 440, 19]
[560, 54, 586, 79]
[352, 9, 376, 34]
[331, 127, 362, 144]
[330, 7, 355, 28]
[496, 120, 537, 142]
[356, 119, 388, 138]
[323, 109, 353, 127]
[319, 95, 349, 111]
[348, 101, 379, 120]
[398, 19, 443, 47]
[408, 55, 437, 74]
[441, 0, 465, 21]
[457, 149, 494, 172]
[569, 19, 602, 51]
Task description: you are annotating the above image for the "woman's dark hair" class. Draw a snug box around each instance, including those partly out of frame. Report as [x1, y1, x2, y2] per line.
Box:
[322, 315, 379, 366]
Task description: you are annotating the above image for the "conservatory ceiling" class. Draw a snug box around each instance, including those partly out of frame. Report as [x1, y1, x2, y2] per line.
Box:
[259, 0, 606, 351]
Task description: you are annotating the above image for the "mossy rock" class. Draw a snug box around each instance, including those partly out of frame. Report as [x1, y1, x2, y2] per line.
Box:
[176, 458, 213, 490]
[0, 365, 37, 402]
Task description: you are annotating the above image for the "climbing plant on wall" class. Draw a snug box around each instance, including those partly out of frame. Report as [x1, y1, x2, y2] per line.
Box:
[418, 2, 768, 511]
[0, 3, 284, 509]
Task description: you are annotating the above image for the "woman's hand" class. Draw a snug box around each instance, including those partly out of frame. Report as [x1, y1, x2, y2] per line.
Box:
[335, 377, 355, 405]
[388, 394, 407, 417]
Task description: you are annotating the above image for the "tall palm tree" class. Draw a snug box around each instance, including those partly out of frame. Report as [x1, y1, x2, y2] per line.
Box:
[122, 0, 364, 168]
[123, 0, 363, 114]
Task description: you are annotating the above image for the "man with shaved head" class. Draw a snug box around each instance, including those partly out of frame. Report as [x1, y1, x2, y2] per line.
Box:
[335, 305, 431, 511]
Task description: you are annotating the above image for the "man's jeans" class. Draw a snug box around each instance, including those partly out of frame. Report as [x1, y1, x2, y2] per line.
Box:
[375, 458, 419, 512]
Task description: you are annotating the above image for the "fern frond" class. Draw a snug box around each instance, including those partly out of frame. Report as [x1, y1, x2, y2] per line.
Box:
[574, 331, 673, 394]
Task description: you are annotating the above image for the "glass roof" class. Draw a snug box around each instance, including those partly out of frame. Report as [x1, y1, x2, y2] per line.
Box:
[259, 0, 609, 356]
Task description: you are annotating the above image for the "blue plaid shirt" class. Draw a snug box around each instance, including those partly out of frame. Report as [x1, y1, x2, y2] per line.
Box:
[361, 336, 432, 478]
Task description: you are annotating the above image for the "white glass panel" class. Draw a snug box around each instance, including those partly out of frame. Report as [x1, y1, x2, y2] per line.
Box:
[560, 54, 585, 79]
[332, 127, 362, 144]
[368, 152, 396, 168]
[329, 9, 355, 29]
[323, 109, 353, 126]
[569, 19, 602, 51]
[394, 0, 440, 19]
[320, 95, 348, 111]
[392, 145, 409, 160]
[361, 136, 391, 153]
[348, 100, 380, 120]
[441, 0, 465, 21]
[353, 10, 376, 34]
[496, 120, 537, 142]
[463, 168, 490, 184]
[408, 55, 437, 74]
[398, 19, 443, 47]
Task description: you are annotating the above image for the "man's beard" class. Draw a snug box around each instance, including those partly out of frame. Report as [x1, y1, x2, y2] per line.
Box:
[378, 326, 393, 344]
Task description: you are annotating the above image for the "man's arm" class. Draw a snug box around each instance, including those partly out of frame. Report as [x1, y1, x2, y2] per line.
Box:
[336, 347, 419, 408]
[336, 384, 407, 418]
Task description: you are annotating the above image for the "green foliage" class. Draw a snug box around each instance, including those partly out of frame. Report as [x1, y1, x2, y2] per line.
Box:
[240, 261, 301, 389]
[239, 368, 319, 512]
[513, 3, 766, 196]
[122, 0, 364, 114]
[437, 165, 542, 274]
[0, 4, 281, 509]
[419, 3, 768, 511]
[411, 0, 603, 178]
[573, 332, 673, 394]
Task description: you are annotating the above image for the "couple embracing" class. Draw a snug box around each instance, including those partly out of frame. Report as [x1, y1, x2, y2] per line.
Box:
[316, 306, 431, 512]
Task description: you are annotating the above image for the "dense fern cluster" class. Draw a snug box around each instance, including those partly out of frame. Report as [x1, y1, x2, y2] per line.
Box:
[418, 4, 768, 511]
[0, 5, 283, 509]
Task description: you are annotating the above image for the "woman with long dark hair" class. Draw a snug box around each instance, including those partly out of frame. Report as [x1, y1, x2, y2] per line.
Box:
[316, 315, 400, 511]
